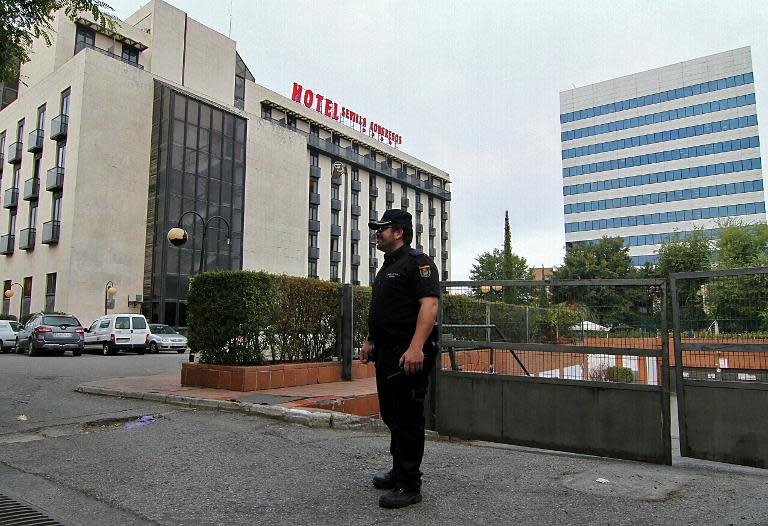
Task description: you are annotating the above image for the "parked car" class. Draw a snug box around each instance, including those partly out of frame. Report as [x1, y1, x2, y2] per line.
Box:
[0, 320, 20, 352]
[84, 314, 150, 355]
[147, 324, 187, 353]
[15, 313, 84, 356]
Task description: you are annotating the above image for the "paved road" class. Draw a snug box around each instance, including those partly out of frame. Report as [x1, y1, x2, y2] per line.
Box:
[1, 352, 767, 525]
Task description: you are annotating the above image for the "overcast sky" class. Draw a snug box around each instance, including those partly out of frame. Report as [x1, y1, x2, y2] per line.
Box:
[109, 0, 768, 279]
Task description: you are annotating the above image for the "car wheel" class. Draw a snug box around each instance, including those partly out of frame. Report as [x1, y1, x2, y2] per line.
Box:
[102, 343, 111, 356]
[15, 341, 23, 354]
[28, 342, 39, 357]
[73, 348, 82, 357]
[149, 342, 159, 354]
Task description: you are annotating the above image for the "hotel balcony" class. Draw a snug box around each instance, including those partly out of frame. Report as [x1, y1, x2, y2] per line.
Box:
[23, 178, 39, 201]
[50, 114, 69, 140]
[42, 220, 60, 244]
[19, 227, 35, 251]
[27, 129, 44, 152]
[3, 188, 18, 209]
[46, 166, 64, 191]
[0, 234, 15, 255]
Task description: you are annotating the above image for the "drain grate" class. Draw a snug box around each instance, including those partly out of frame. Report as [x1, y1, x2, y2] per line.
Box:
[0, 493, 64, 525]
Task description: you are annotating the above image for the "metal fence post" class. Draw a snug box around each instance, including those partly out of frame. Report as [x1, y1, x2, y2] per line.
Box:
[669, 276, 687, 457]
[341, 284, 353, 381]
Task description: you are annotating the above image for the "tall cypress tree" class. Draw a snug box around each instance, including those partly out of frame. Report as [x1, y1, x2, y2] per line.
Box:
[503, 211, 514, 303]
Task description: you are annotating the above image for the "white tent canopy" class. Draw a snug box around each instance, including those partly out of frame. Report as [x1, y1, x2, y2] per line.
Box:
[571, 321, 610, 332]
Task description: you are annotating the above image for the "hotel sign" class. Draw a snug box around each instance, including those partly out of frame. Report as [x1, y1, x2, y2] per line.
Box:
[291, 82, 403, 147]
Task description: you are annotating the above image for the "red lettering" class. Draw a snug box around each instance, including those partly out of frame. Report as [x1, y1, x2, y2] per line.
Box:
[303, 89, 314, 109]
[332, 102, 339, 120]
[324, 98, 333, 117]
[292, 83, 303, 103]
[315, 94, 324, 112]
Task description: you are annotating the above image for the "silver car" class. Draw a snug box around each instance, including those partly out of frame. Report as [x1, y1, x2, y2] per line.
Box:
[0, 320, 20, 352]
[147, 324, 187, 353]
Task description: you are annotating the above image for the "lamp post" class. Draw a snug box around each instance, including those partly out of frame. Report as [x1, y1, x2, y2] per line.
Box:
[167, 211, 231, 274]
[332, 161, 349, 284]
[3, 282, 23, 321]
[105, 281, 117, 315]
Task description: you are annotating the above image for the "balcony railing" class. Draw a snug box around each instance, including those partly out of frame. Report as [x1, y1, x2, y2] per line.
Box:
[42, 220, 60, 244]
[386, 192, 394, 203]
[331, 198, 342, 211]
[330, 251, 342, 263]
[3, 188, 18, 209]
[330, 225, 341, 237]
[310, 165, 321, 179]
[47, 166, 64, 191]
[7, 142, 22, 164]
[416, 202, 424, 212]
[350, 205, 361, 217]
[369, 186, 378, 197]
[429, 248, 437, 258]
[308, 247, 320, 260]
[19, 228, 35, 250]
[351, 229, 361, 241]
[27, 129, 44, 152]
[351, 254, 361, 266]
[415, 224, 424, 234]
[351, 180, 361, 192]
[369, 210, 378, 221]
[75, 41, 144, 69]
[50, 114, 68, 140]
[442, 250, 449, 260]
[23, 178, 39, 201]
[369, 257, 378, 268]
[308, 220, 320, 232]
[0, 234, 15, 255]
[401, 197, 409, 208]
[309, 192, 320, 205]
[429, 208, 436, 217]
[442, 210, 449, 220]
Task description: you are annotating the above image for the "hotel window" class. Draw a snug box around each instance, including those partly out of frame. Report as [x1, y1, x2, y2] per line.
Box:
[27, 200, 37, 231]
[234, 52, 253, 110]
[309, 205, 318, 221]
[331, 184, 340, 200]
[121, 44, 139, 64]
[310, 124, 319, 137]
[2, 281, 10, 315]
[351, 191, 359, 206]
[351, 216, 359, 231]
[51, 192, 62, 222]
[351, 266, 358, 285]
[287, 114, 296, 128]
[369, 269, 376, 284]
[7, 209, 16, 237]
[352, 167, 359, 181]
[60, 88, 70, 116]
[75, 25, 95, 52]
[16, 118, 24, 142]
[309, 232, 318, 248]
[309, 177, 318, 194]
[332, 134, 340, 145]
[21, 276, 32, 319]
[331, 210, 339, 226]
[330, 263, 339, 281]
[310, 152, 319, 167]
[45, 273, 56, 312]
[331, 237, 339, 253]
[369, 198, 376, 212]
[261, 104, 272, 120]
[352, 143, 359, 153]
[36, 104, 46, 131]
[308, 259, 318, 278]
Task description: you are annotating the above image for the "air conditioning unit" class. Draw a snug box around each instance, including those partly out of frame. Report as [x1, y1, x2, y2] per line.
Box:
[127, 294, 143, 306]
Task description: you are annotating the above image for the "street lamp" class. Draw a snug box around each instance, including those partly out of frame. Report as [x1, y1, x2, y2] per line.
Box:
[105, 281, 117, 315]
[3, 282, 23, 321]
[167, 211, 231, 274]
[332, 161, 349, 284]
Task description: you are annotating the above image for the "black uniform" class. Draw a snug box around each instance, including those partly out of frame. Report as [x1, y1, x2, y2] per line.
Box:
[368, 244, 440, 491]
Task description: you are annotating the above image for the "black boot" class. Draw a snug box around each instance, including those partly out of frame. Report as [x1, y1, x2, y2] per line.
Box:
[372, 469, 396, 489]
[378, 487, 422, 509]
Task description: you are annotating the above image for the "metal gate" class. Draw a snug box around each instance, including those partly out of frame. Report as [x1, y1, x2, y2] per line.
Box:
[670, 267, 768, 469]
[434, 279, 671, 464]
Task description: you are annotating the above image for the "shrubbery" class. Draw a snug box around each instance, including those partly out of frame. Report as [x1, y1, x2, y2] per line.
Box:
[187, 271, 349, 365]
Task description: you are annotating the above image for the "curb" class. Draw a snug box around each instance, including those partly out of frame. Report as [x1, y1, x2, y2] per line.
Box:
[75, 385, 388, 432]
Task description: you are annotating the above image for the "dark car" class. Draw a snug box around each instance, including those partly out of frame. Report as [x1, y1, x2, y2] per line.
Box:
[16, 313, 84, 356]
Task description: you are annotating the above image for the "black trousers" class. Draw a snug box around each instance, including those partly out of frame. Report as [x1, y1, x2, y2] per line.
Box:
[375, 340, 436, 491]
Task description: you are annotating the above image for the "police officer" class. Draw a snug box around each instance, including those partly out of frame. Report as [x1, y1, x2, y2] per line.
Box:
[361, 209, 440, 509]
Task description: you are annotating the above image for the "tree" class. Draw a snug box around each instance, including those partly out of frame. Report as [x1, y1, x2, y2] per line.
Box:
[469, 248, 531, 303]
[708, 222, 768, 333]
[1, 1, 113, 82]
[655, 228, 712, 329]
[552, 237, 646, 327]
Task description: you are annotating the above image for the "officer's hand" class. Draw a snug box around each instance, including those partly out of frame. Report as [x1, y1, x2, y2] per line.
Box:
[399, 346, 424, 375]
[360, 339, 373, 364]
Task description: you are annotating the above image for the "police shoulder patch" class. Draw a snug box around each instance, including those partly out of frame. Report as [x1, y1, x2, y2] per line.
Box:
[419, 264, 431, 278]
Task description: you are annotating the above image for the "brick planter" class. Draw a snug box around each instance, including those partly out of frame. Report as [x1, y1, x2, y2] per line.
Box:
[181, 359, 375, 392]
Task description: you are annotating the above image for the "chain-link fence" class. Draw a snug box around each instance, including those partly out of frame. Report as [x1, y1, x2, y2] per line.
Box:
[440, 279, 667, 386]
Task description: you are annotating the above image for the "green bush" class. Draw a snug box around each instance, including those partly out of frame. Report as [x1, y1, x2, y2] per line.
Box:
[187, 271, 276, 365]
[267, 276, 341, 362]
[0, 313, 18, 321]
[605, 366, 634, 383]
[352, 286, 371, 349]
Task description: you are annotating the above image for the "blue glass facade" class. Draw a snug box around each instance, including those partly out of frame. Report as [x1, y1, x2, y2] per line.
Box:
[560, 72, 754, 124]
[562, 93, 756, 142]
[572, 227, 720, 249]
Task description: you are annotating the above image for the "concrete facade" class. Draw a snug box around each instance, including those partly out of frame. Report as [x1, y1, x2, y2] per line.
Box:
[560, 48, 764, 265]
[0, 0, 451, 326]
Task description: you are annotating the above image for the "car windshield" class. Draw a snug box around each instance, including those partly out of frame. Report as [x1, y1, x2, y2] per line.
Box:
[43, 316, 80, 327]
[9, 321, 20, 331]
[150, 324, 177, 335]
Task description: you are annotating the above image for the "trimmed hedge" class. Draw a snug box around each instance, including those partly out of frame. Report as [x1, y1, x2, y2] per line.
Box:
[187, 271, 344, 365]
[187, 271, 276, 365]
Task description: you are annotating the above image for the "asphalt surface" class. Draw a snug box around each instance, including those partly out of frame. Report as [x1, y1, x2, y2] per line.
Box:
[1, 352, 768, 525]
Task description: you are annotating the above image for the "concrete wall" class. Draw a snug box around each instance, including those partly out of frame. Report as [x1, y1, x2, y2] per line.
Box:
[681, 381, 768, 469]
[182, 18, 235, 107]
[436, 371, 670, 464]
[242, 117, 308, 276]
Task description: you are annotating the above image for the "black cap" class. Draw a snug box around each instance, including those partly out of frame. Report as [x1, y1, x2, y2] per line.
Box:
[368, 209, 412, 230]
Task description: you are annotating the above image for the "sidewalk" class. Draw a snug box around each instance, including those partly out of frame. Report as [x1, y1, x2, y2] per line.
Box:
[76, 372, 383, 430]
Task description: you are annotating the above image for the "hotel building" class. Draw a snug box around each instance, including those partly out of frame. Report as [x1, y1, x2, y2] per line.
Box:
[0, 0, 451, 326]
[560, 47, 764, 265]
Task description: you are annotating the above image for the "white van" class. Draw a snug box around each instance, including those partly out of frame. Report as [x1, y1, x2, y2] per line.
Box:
[84, 314, 150, 355]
